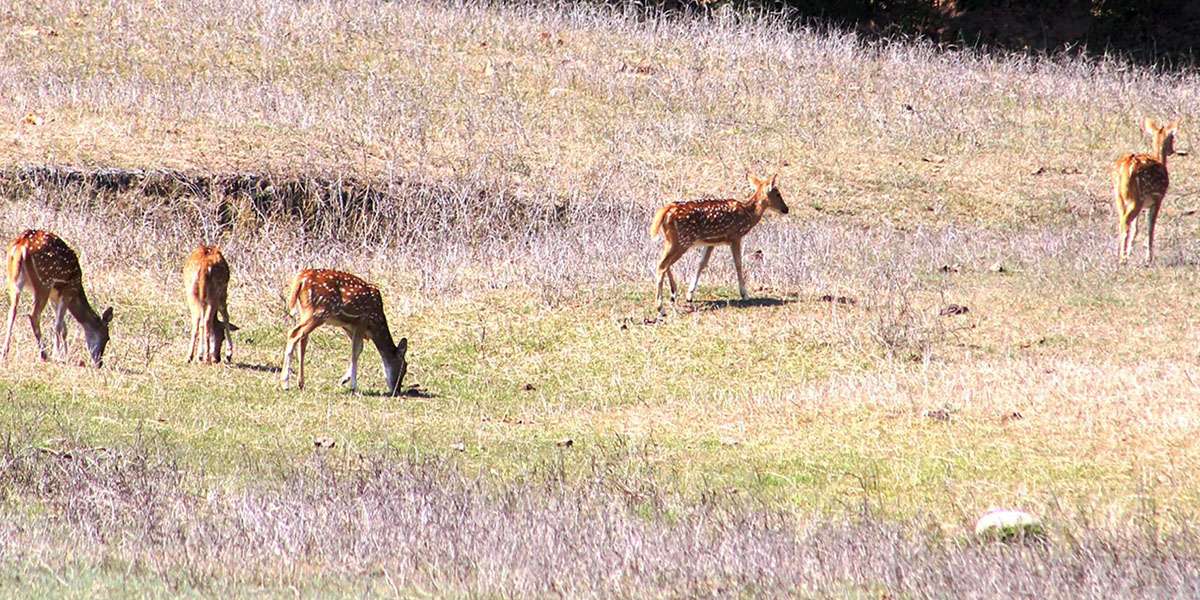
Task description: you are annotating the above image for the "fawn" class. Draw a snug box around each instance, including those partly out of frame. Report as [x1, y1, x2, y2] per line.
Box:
[184, 245, 237, 364]
[1114, 117, 1178, 264]
[3, 230, 113, 367]
[281, 269, 408, 395]
[650, 173, 788, 314]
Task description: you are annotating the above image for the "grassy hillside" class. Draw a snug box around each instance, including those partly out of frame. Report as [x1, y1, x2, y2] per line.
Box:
[3, 0, 1200, 597]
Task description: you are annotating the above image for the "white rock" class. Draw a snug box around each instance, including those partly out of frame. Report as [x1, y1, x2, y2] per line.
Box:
[974, 509, 1042, 539]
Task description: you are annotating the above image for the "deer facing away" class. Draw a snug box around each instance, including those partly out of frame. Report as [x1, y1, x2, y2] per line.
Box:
[1114, 117, 1178, 264]
[281, 269, 408, 395]
[3, 230, 113, 367]
[184, 245, 237, 364]
[649, 173, 789, 314]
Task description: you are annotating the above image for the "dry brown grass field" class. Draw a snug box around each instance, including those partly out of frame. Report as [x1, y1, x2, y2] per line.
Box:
[4, 0, 1200, 597]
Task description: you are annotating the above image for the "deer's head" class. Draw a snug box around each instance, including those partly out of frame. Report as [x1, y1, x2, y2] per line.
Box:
[748, 173, 788, 215]
[1145, 117, 1179, 159]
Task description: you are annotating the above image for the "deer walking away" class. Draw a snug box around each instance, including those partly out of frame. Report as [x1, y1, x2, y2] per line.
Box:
[650, 173, 789, 315]
[1114, 117, 1179, 264]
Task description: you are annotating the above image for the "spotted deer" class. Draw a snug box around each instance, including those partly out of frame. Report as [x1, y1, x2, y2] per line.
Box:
[184, 245, 237, 364]
[649, 173, 789, 314]
[3, 230, 113, 367]
[1114, 117, 1179, 264]
[281, 269, 408, 395]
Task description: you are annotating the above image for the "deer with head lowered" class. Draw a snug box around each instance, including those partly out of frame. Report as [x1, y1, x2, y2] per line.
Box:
[649, 173, 789, 315]
[3, 230, 113, 367]
[281, 269, 408, 395]
[1114, 117, 1179, 264]
[184, 244, 237, 364]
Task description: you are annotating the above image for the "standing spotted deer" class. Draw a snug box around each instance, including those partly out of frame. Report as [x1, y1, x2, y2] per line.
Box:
[3, 230, 113, 367]
[650, 173, 789, 314]
[184, 245, 237, 364]
[281, 269, 408, 395]
[1114, 117, 1179, 264]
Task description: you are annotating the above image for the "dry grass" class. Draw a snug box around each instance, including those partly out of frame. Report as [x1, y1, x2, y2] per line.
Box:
[4, 438, 1200, 599]
[5, 0, 1200, 228]
[4, 0, 1200, 596]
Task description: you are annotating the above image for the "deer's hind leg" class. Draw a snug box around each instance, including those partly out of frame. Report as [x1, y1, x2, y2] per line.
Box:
[1118, 201, 1141, 264]
[656, 243, 689, 315]
[3, 282, 20, 361]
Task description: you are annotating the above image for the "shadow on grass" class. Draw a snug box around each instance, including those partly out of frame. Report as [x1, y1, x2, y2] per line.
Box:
[357, 385, 438, 399]
[688, 296, 797, 312]
[233, 361, 282, 373]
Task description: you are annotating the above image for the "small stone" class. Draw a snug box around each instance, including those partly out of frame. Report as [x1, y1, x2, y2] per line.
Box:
[556, 438, 574, 448]
[975, 509, 1042, 540]
[314, 436, 335, 449]
[450, 442, 466, 452]
[988, 261, 1006, 273]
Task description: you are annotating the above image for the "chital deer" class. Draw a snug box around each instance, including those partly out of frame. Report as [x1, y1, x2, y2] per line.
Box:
[3, 230, 113, 367]
[281, 269, 408, 395]
[1114, 117, 1178, 264]
[184, 245, 237, 364]
[649, 173, 789, 314]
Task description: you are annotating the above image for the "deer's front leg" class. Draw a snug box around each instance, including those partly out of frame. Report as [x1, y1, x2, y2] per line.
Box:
[1145, 201, 1163, 264]
[730, 239, 748, 300]
[28, 293, 49, 361]
[340, 330, 363, 391]
[52, 301, 68, 360]
[688, 246, 713, 302]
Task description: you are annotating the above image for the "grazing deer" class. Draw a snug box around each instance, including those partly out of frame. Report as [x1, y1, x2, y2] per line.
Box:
[649, 173, 789, 314]
[3, 230, 113, 367]
[281, 269, 408, 395]
[184, 245, 237, 364]
[1114, 117, 1178, 264]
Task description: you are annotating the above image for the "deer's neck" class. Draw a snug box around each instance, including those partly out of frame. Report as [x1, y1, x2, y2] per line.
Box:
[371, 326, 398, 360]
[740, 195, 768, 226]
[66, 290, 104, 333]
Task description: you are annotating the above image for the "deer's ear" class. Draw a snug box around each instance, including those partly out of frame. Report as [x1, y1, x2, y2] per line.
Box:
[1167, 120, 1180, 135]
[1145, 116, 1161, 135]
[398, 337, 408, 355]
[101, 307, 113, 325]
[767, 174, 778, 190]
[746, 172, 762, 188]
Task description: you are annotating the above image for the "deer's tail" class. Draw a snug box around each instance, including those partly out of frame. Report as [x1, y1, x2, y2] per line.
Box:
[649, 206, 670, 239]
[191, 263, 213, 305]
[6, 242, 27, 288]
[286, 274, 304, 316]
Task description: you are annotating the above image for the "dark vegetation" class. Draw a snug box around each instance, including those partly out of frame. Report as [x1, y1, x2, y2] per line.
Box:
[632, 0, 1200, 66]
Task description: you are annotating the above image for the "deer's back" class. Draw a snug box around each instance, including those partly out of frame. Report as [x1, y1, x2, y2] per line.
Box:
[184, 246, 230, 299]
[1115, 153, 1169, 200]
[662, 199, 755, 244]
[8, 230, 82, 291]
[294, 269, 386, 330]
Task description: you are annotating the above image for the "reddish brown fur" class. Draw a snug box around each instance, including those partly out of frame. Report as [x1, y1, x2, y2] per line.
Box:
[183, 245, 235, 364]
[281, 269, 408, 395]
[1114, 117, 1177, 263]
[3, 230, 113, 366]
[651, 173, 789, 314]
